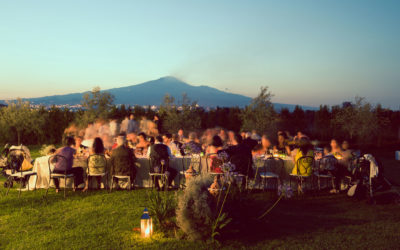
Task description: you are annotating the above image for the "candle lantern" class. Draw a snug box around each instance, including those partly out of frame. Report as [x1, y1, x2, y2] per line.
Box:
[141, 208, 153, 238]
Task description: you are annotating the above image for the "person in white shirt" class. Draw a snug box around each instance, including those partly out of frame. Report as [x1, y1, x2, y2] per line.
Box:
[162, 133, 181, 156]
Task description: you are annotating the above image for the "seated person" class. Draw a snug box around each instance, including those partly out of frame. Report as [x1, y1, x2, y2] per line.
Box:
[53, 137, 85, 192]
[206, 136, 224, 173]
[74, 136, 88, 158]
[182, 132, 202, 156]
[330, 139, 343, 158]
[252, 144, 265, 158]
[148, 136, 177, 190]
[163, 133, 181, 156]
[341, 140, 354, 165]
[224, 133, 254, 179]
[110, 136, 137, 189]
[273, 133, 291, 156]
[126, 132, 138, 149]
[135, 132, 150, 156]
[291, 139, 314, 176]
[83, 137, 107, 192]
[260, 135, 272, 155]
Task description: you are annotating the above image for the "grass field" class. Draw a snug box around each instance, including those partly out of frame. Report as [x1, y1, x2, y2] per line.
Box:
[1, 145, 399, 249]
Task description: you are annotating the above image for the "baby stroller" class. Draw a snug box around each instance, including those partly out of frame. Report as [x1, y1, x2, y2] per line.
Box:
[2, 145, 33, 188]
[347, 154, 389, 202]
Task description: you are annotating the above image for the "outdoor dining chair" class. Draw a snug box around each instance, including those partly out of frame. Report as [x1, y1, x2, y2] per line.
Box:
[46, 154, 74, 198]
[260, 157, 284, 191]
[289, 156, 315, 194]
[149, 157, 169, 191]
[86, 154, 108, 191]
[315, 155, 338, 190]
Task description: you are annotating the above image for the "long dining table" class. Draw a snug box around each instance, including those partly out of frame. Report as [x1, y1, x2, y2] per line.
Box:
[27, 154, 299, 190]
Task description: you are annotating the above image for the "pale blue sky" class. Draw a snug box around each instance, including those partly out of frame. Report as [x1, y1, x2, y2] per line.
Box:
[0, 0, 399, 108]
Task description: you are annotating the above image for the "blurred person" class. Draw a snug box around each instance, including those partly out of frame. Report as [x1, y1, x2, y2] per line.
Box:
[273, 133, 291, 155]
[330, 139, 343, 157]
[127, 114, 138, 134]
[177, 129, 185, 142]
[120, 116, 130, 134]
[109, 119, 119, 137]
[163, 133, 180, 156]
[260, 135, 272, 155]
[126, 132, 138, 149]
[153, 115, 162, 133]
[206, 135, 224, 154]
[135, 132, 150, 156]
[251, 130, 261, 141]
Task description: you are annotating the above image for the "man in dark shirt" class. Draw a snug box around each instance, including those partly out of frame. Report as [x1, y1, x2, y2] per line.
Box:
[148, 136, 177, 190]
[110, 136, 137, 189]
[222, 133, 254, 183]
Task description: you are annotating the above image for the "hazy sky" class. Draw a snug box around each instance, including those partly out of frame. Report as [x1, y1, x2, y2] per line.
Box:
[0, 0, 399, 109]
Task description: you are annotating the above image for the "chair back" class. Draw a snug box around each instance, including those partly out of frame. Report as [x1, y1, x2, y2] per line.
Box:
[206, 153, 225, 173]
[87, 154, 107, 175]
[319, 155, 338, 172]
[295, 156, 314, 176]
[265, 157, 284, 174]
[149, 157, 169, 174]
[230, 153, 253, 177]
[48, 154, 68, 175]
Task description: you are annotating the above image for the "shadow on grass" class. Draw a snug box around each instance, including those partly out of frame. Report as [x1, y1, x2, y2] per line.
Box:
[219, 192, 369, 245]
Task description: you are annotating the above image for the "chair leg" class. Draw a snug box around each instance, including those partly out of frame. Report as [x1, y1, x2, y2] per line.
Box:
[18, 177, 23, 198]
[64, 177, 66, 198]
[128, 177, 131, 191]
[318, 176, 321, 191]
[6, 177, 12, 196]
[110, 176, 114, 192]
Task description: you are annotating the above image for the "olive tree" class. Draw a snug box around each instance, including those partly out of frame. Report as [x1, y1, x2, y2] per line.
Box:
[240, 86, 277, 135]
[0, 99, 45, 144]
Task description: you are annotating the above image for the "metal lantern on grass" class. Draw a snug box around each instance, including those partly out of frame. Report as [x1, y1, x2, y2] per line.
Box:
[141, 208, 153, 238]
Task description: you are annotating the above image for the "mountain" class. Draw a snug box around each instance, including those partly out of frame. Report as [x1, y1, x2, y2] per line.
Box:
[1, 76, 317, 110]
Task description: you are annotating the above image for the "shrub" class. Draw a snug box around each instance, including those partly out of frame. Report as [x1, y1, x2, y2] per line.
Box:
[176, 174, 216, 241]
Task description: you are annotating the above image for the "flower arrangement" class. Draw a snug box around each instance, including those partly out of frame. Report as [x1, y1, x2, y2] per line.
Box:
[182, 142, 202, 155]
[217, 151, 229, 161]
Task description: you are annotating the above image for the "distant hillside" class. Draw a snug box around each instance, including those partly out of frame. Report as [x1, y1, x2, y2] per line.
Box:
[1, 76, 317, 110]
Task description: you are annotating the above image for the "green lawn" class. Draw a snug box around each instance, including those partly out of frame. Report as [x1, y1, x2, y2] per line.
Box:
[1, 146, 399, 249]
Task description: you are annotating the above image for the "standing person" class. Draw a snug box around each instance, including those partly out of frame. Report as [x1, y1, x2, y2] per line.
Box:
[120, 116, 130, 134]
[139, 116, 149, 134]
[148, 136, 177, 190]
[109, 119, 119, 137]
[177, 129, 185, 142]
[110, 136, 137, 190]
[153, 115, 162, 134]
[127, 114, 138, 134]
[52, 137, 84, 193]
